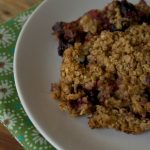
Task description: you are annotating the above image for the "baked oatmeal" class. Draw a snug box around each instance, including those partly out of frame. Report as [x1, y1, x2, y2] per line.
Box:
[51, 0, 150, 134]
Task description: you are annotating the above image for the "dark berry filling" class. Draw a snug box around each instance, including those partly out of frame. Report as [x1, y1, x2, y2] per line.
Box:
[119, 0, 138, 19]
[143, 88, 150, 101]
[84, 88, 100, 105]
[52, 1, 150, 56]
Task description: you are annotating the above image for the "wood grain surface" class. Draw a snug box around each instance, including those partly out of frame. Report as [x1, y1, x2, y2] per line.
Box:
[0, 0, 39, 23]
[0, 0, 39, 149]
[0, 123, 23, 150]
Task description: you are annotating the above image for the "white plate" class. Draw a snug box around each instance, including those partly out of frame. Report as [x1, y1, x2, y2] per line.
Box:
[14, 0, 150, 150]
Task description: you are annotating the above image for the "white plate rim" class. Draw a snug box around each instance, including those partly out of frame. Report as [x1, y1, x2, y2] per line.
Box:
[14, 0, 61, 149]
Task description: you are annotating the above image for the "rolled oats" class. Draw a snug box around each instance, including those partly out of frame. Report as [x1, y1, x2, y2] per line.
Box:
[51, 0, 150, 134]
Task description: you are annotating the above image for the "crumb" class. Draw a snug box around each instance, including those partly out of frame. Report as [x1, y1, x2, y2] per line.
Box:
[51, 0, 150, 134]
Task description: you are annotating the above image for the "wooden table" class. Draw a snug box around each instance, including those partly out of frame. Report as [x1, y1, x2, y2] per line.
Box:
[0, 1, 39, 149]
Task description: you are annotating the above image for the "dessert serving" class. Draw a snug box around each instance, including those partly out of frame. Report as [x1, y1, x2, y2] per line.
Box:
[51, 0, 150, 134]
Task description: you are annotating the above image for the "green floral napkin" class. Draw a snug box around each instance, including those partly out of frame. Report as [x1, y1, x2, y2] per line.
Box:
[0, 4, 55, 150]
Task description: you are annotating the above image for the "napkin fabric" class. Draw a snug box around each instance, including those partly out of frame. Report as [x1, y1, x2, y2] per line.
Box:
[0, 4, 55, 150]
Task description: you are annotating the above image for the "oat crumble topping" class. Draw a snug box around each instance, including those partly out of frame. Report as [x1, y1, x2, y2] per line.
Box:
[51, 0, 150, 134]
